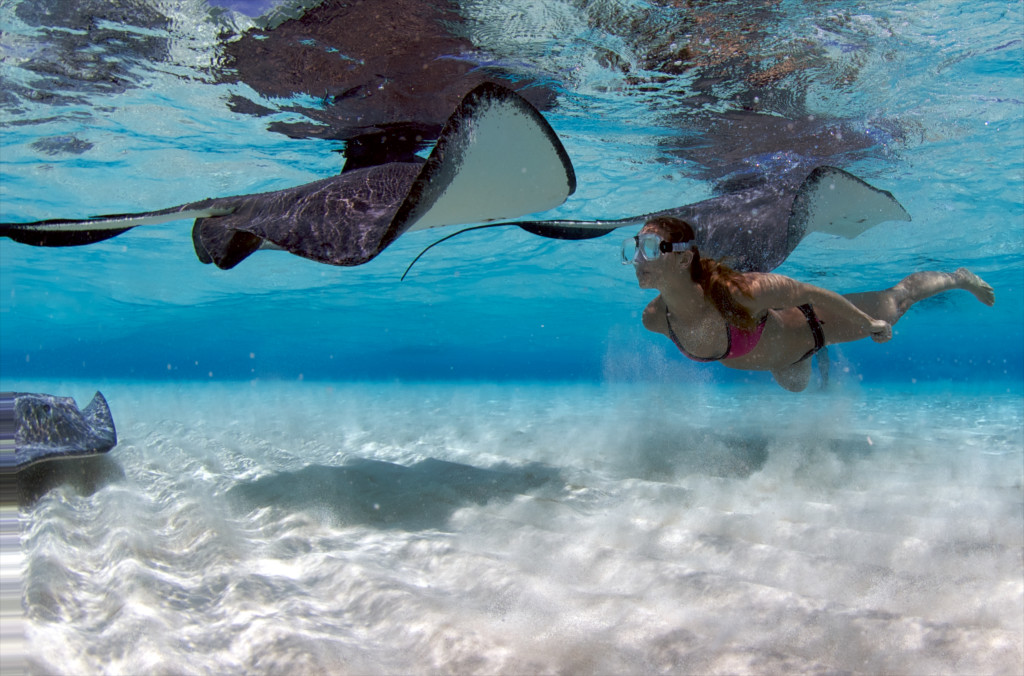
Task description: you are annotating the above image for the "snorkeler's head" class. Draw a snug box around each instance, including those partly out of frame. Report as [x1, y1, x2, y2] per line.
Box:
[639, 216, 701, 284]
[639, 216, 757, 328]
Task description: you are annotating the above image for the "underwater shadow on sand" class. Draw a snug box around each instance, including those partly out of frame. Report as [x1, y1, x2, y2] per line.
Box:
[16, 455, 125, 505]
[225, 457, 565, 531]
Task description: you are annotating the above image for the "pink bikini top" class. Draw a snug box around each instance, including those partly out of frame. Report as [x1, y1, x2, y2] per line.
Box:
[665, 307, 766, 362]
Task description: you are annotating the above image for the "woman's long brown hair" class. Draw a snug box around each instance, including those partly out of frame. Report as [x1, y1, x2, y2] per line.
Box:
[643, 216, 759, 330]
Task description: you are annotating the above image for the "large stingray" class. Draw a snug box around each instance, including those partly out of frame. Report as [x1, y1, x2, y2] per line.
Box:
[0, 83, 910, 273]
[1, 391, 117, 471]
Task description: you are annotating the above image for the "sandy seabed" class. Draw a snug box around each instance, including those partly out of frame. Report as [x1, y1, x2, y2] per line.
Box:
[12, 380, 1024, 674]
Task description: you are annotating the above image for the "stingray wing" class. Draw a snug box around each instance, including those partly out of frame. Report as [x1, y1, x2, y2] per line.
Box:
[789, 166, 911, 240]
[394, 82, 576, 234]
[498, 166, 910, 243]
[193, 163, 424, 268]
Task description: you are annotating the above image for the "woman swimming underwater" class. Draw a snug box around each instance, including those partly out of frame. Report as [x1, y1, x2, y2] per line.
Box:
[627, 217, 995, 391]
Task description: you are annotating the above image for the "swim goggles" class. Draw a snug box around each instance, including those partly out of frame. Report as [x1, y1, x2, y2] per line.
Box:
[621, 233, 691, 264]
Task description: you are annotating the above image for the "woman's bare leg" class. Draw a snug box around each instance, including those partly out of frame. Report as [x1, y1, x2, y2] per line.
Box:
[843, 268, 994, 325]
[812, 268, 994, 346]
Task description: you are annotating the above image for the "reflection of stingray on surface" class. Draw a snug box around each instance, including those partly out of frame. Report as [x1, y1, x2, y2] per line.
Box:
[213, 0, 899, 177]
[0, 83, 909, 274]
[226, 457, 563, 531]
[217, 0, 556, 165]
[3, 0, 905, 180]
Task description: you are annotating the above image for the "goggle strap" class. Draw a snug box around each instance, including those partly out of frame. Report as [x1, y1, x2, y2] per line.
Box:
[660, 242, 692, 253]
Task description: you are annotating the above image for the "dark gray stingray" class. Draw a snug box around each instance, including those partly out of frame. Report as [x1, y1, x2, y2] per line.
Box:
[2, 0, 553, 169]
[3, 0, 897, 177]
[1, 391, 117, 471]
[214, 0, 890, 175]
[0, 84, 909, 273]
[1, 84, 575, 269]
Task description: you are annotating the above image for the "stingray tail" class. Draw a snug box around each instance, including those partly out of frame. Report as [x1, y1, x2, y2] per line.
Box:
[0, 204, 234, 248]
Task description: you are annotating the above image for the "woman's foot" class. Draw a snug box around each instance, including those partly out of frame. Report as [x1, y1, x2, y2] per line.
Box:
[956, 268, 995, 306]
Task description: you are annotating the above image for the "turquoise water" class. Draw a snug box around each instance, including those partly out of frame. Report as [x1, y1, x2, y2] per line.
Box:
[1, 0, 1021, 386]
[1, 0, 1022, 673]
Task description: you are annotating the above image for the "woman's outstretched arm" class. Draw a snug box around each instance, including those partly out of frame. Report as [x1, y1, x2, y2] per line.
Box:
[742, 273, 892, 342]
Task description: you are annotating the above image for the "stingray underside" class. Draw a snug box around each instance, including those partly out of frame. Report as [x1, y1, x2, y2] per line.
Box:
[788, 166, 911, 248]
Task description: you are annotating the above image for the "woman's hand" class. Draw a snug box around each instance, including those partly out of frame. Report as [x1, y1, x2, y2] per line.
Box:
[868, 319, 892, 342]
